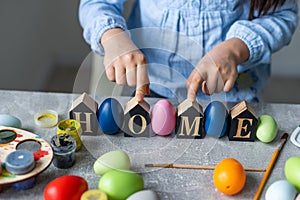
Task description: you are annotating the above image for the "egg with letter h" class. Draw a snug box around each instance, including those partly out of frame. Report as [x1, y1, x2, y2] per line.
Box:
[151, 99, 176, 136]
[204, 101, 228, 137]
[97, 98, 124, 135]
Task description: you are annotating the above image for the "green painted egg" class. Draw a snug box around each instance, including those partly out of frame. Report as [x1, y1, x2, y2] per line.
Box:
[285, 156, 300, 191]
[256, 115, 277, 143]
[99, 170, 144, 200]
[94, 150, 130, 176]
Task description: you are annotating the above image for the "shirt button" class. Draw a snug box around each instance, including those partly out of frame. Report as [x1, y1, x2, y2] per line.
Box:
[192, 0, 200, 8]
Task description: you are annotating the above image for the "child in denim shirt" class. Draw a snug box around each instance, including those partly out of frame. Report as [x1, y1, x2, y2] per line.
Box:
[79, 0, 298, 102]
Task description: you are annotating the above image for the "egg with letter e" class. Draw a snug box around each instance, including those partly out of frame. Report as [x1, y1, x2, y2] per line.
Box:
[151, 99, 176, 136]
[265, 180, 297, 200]
[204, 101, 228, 137]
[97, 98, 124, 134]
[285, 156, 300, 191]
[99, 170, 144, 200]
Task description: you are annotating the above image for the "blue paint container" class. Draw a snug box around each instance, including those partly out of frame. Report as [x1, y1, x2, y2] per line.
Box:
[12, 177, 36, 190]
[5, 150, 35, 175]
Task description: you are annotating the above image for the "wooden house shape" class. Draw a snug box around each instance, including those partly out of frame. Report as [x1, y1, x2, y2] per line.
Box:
[69, 92, 99, 135]
[176, 99, 205, 139]
[228, 100, 258, 141]
[123, 97, 151, 137]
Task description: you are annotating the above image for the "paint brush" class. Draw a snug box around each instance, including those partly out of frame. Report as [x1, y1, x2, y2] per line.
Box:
[253, 133, 289, 200]
[145, 163, 266, 172]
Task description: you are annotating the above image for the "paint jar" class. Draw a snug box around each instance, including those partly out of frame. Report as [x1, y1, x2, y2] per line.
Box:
[57, 119, 82, 151]
[50, 134, 76, 169]
[12, 177, 36, 190]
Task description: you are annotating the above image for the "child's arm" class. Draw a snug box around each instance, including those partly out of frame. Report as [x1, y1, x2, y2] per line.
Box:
[187, 0, 298, 99]
[79, 0, 150, 100]
[101, 28, 150, 101]
[186, 38, 249, 100]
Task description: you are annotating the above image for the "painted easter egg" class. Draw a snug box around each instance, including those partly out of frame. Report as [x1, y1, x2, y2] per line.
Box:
[94, 150, 130, 176]
[151, 99, 176, 136]
[44, 175, 88, 200]
[127, 190, 159, 200]
[99, 170, 144, 200]
[204, 101, 228, 137]
[97, 98, 124, 135]
[213, 158, 246, 195]
[256, 115, 277, 143]
[0, 114, 22, 128]
[265, 180, 297, 200]
[80, 190, 108, 200]
[285, 156, 300, 191]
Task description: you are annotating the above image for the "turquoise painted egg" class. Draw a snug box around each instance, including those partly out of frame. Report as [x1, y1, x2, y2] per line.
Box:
[94, 150, 130, 176]
[204, 101, 228, 137]
[0, 114, 22, 128]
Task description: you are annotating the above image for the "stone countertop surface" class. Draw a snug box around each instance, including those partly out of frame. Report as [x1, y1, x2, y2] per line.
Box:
[0, 90, 300, 200]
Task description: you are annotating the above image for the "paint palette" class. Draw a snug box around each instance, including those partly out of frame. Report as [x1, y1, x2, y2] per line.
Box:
[0, 126, 53, 185]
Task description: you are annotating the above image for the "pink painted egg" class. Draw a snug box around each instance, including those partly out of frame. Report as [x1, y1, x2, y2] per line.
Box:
[151, 99, 176, 136]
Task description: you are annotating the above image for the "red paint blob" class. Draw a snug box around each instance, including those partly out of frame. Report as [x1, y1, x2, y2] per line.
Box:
[34, 150, 48, 161]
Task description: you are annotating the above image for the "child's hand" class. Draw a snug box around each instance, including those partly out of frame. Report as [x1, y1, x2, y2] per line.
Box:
[186, 38, 250, 100]
[101, 28, 150, 101]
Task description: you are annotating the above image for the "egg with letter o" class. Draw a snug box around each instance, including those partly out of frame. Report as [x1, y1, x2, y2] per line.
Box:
[151, 99, 176, 136]
[44, 175, 88, 200]
[204, 101, 228, 137]
[285, 156, 300, 191]
[99, 170, 144, 200]
[97, 98, 124, 135]
[265, 180, 297, 200]
[94, 150, 130, 176]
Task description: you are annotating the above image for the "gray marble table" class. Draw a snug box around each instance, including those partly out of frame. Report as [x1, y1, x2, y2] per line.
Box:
[0, 90, 300, 200]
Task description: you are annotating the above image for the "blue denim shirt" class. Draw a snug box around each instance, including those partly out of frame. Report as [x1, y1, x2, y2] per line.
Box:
[79, 0, 298, 102]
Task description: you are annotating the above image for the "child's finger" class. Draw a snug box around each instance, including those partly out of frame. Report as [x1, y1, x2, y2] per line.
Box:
[223, 78, 235, 92]
[115, 65, 126, 85]
[187, 70, 204, 100]
[126, 65, 137, 87]
[105, 65, 116, 82]
[136, 63, 150, 102]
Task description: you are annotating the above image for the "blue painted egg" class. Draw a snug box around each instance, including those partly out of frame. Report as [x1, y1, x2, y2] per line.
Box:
[0, 114, 22, 128]
[97, 98, 124, 135]
[204, 101, 228, 138]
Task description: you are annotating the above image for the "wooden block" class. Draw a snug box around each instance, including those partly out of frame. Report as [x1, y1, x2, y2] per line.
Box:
[69, 92, 99, 135]
[228, 100, 258, 141]
[123, 98, 151, 137]
[176, 99, 205, 139]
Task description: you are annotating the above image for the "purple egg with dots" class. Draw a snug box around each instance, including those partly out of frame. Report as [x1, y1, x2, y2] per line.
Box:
[204, 101, 228, 138]
[151, 99, 176, 136]
[97, 98, 124, 135]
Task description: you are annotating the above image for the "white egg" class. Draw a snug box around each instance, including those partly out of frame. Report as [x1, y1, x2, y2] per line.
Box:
[265, 180, 297, 200]
[127, 190, 159, 200]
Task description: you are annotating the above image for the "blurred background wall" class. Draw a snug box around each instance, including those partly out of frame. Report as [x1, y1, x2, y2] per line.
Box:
[0, 0, 299, 103]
